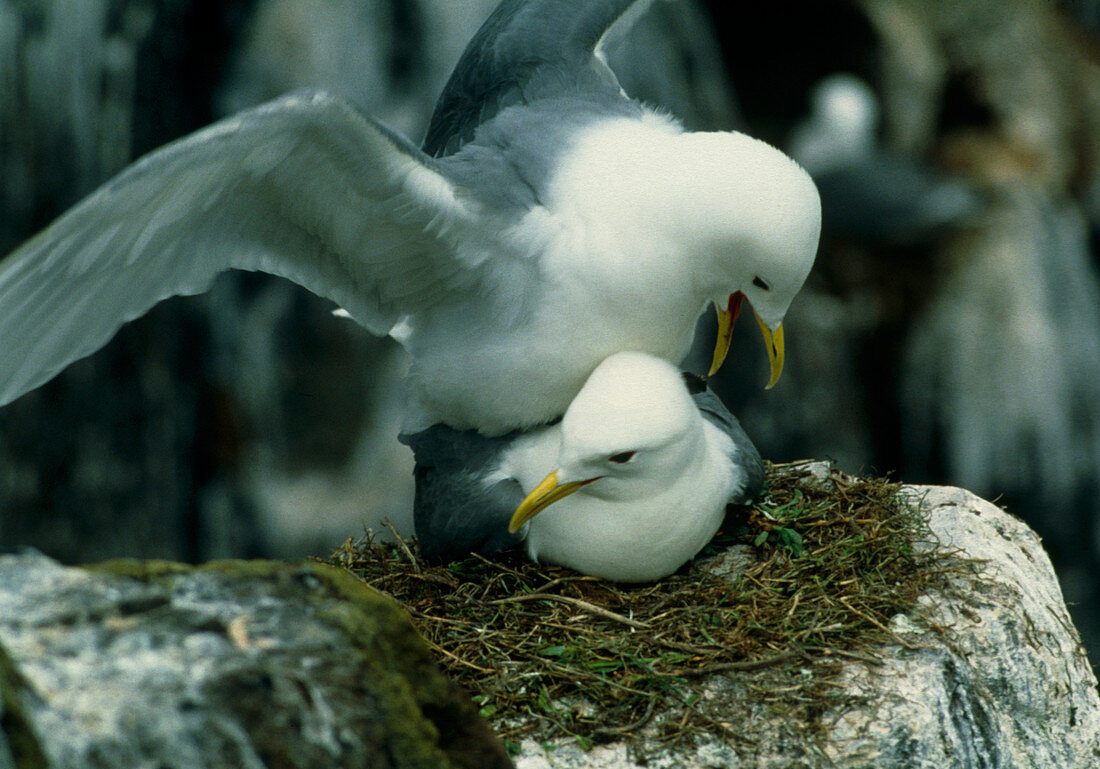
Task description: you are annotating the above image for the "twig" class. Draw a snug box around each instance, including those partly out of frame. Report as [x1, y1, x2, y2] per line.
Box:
[468, 550, 530, 578]
[655, 638, 722, 657]
[406, 608, 476, 627]
[818, 647, 885, 665]
[666, 649, 802, 677]
[384, 519, 421, 574]
[768, 459, 820, 469]
[529, 575, 603, 595]
[839, 596, 920, 650]
[425, 637, 497, 673]
[596, 695, 659, 736]
[539, 620, 613, 637]
[535, 657, 654, 697]
[489, 593, 650, 630]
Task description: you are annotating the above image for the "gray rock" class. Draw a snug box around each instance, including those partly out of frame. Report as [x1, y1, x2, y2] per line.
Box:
[0, 552, 513, 769]
[512, 477, 1100, 768]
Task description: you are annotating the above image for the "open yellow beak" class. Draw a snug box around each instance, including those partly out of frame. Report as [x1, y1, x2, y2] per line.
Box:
[708, 293, 785, 388]
[508, 471, 595, 532]
[754, 310, 785, 389]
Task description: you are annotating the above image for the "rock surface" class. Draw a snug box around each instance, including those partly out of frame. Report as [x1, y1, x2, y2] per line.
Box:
[512, 477, 1100, 768]
[0, 476, 1096, 768]
[0, 553, 513, 769]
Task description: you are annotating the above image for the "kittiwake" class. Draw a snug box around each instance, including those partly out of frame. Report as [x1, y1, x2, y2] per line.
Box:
[405, 351, 763, 582]
[0, 0, 820, 436]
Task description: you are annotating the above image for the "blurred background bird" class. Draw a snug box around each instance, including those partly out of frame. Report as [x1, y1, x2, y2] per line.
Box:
[1, 0, 1097, 667]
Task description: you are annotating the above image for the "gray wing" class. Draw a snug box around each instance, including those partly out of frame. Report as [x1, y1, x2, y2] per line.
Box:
[0, 91, 486, 407]
[400, 426, 525, 562]
[422, 0, 644, 156]
[692, 387, 765, 504]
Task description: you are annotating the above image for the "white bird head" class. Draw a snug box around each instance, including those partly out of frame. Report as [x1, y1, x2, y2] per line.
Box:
[508, 351, 705, 531]
[674, 130, 822, 385]
[811, 73, 880, 162]
[548, 116, 821, 389]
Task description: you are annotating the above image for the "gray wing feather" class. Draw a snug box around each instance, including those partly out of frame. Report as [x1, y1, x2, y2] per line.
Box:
[400, 426, 525, 562]
[0, 91, 478, 407]
[423, 0, 643, 156]
[692, 387, 765, 504]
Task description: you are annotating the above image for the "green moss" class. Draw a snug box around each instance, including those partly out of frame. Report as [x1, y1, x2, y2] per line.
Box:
[0, 643, 48, 769]
[86, 557, 503, 769]
[85, 557, 196, 579]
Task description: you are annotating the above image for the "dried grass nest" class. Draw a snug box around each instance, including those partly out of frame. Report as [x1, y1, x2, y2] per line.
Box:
[331, 461, 966, 751]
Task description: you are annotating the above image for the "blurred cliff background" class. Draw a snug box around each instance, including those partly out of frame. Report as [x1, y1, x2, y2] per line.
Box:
[0, 0, 1097, 665]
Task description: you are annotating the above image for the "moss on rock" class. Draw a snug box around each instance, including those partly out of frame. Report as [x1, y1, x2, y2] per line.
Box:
[1, 553, 512, 769]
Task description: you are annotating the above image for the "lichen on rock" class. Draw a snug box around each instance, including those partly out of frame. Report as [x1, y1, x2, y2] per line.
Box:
[0, 553, 512, 769]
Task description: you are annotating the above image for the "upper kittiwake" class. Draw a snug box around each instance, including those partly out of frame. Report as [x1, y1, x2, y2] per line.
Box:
[0, 0, 820, 436]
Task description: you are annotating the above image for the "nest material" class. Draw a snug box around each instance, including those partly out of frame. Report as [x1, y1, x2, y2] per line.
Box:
[331, 461, 965, 750]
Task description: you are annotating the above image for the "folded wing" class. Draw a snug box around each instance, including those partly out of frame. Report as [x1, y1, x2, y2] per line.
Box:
[691, 388, 765, 504]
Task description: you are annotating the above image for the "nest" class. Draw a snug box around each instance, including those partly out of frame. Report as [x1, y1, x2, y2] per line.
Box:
[331, 461, 964, 751]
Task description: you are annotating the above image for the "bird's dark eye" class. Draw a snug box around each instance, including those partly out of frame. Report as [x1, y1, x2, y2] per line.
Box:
[608, 451, 635, 464]
[752, 276, 770, 291]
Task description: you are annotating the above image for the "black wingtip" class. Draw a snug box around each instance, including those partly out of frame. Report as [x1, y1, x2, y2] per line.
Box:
[682, 371, 708, 395]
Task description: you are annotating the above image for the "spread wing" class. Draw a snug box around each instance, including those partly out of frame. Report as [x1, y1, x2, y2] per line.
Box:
[0, 91, 482, 407]
[422, 0, 645, 156]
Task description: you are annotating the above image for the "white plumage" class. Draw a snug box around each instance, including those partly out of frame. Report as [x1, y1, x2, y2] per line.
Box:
[0, 0, 821, 438]
[503, 352, 759, 582]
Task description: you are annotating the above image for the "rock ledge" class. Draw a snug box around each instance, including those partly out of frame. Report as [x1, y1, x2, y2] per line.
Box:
[512, 478, 1100, 769]
[0, 554, 512, 769]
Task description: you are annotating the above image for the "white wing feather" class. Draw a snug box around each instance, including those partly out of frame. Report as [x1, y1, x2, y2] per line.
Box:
[0, 91, 476, 406]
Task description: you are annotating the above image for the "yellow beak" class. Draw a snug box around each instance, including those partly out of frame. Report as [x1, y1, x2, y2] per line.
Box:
[708, 292, 744, 377]
[708, 293, 786, 388]
[508, 471, 594, 532]
[754, 310, 785, 389]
